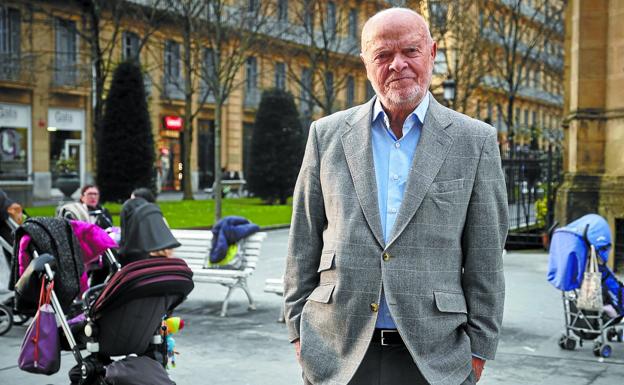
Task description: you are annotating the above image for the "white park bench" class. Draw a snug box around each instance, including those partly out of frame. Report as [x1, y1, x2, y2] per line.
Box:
[264, 277, 285, 322]
[170, 229, 266, 317]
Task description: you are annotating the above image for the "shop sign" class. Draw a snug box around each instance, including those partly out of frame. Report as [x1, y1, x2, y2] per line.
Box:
[160, 129, 180, 139]
[48, 108, 85, 131]
[0, 103, 31, 127]
[164, 115, 183, 131]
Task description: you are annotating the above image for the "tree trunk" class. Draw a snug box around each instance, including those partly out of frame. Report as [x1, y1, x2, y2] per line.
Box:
[214, 101, 223, 221]
[182, 16, 194, 200]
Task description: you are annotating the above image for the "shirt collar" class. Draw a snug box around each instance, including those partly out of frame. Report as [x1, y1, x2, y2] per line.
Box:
[372, 91, 430, 131]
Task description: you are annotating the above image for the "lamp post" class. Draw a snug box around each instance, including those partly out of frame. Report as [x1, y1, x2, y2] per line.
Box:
[442, 76, 456, 108]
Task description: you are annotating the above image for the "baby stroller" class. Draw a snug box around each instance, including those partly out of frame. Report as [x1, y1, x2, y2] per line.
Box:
[13, 209, 193, 384]
[0, 189, 28, 335]
[547, 214, 624, 358]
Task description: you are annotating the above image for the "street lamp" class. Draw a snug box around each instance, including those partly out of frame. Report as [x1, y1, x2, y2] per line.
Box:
[442, 76, 456, 107]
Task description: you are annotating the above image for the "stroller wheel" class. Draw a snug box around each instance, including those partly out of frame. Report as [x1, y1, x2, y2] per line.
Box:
[617, 329, 624, 343]
[0, 304, 14, 336]
[558, 334, 576, 350]
[600, 344, 612, 358]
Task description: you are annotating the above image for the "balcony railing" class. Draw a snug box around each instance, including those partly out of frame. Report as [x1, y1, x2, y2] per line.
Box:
[161, 75, 185, 100]
[0, 53, 36, 83]
[52, 63, 91, 88]
[244, 87, 261, 108]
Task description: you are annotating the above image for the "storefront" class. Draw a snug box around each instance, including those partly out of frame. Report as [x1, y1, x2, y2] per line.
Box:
[158, 115, 183, 191]
[47, 108, 85, 197]
[0, 102, 32, 205]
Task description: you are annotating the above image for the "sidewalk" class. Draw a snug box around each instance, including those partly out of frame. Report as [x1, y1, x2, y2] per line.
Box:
[1, 230, 623, 384]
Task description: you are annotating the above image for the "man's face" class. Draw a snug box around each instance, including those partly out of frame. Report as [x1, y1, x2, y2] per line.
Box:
[361, 15, 436, 111]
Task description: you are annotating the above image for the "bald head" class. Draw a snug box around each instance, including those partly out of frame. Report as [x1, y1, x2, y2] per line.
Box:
[359, 7, 436, 117]
[361, 8, 432, 54]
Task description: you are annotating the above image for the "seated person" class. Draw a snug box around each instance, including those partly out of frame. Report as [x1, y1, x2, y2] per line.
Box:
[118, 197, 179, 265]
[57, 185, 112, 230]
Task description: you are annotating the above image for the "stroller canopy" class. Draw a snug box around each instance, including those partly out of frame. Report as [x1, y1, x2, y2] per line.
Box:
[119, 198, 180, 256]
[547, 214, 612, 291]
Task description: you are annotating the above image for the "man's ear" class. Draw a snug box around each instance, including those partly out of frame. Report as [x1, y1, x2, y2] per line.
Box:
[360, 52, 366, 66]
[430, 41, 437, 61]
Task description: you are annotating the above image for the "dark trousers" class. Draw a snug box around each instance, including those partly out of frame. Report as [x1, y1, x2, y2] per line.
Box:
[303, 339, 476, 385]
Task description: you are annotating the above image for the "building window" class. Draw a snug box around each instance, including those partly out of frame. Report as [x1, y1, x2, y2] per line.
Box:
[487, 102, 493, 124]
[275, 61, 286, 90]
[201, 47, 215, 99]
[326, 2, 336, 35]
[429, 0, 448, 30]
[348, 8, 358, 39]
[54, 18, 78, 86]
[0, 6, 21, 81]
[304, 0, 313, 31]
[278, 0, 288, 22]
[122, 31, 140, 62]
[346, 76, 355, 107]
[532, 111, 537, 127]
[300, 67, 312, 115]
[434, 49, 447, 74]
[496, 104, 504, 131]
[366, 80, 375, 99]
[524, 109, 529, 127]
[245, 56, 258, 106]
[164, 40, 181, 82]
[325, 71, 334, 99]
[248, 0, 259, 13]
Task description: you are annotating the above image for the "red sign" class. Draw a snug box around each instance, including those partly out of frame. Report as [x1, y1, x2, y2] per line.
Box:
[164, 115, 183, 131]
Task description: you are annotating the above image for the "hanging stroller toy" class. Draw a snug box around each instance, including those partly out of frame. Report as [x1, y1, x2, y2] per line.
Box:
[547, 214, 624, 358]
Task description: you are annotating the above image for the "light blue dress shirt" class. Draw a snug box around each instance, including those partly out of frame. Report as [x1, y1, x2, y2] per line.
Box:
[372, 92, 429, 329]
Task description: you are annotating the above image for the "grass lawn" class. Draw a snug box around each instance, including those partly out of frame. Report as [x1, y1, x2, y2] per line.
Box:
[25, 198, 292, 229]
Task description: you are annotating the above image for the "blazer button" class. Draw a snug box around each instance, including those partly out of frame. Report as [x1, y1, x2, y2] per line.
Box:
[382, 252, 391, 261]
[370, 303, 379, 312]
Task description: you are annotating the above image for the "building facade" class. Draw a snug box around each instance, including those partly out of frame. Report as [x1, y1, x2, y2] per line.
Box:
[0, 0, 564, 205]
[556, 0, 624, 272]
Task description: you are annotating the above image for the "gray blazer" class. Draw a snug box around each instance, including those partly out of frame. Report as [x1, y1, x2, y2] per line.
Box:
[284, 96, 508, 385]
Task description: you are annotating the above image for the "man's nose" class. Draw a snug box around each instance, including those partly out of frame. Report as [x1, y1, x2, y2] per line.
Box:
[389, 54, 407, 72]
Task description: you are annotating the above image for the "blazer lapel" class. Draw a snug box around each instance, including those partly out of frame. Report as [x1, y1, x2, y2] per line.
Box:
[386, 97, 454, 247]
[341, 98, 385, 248]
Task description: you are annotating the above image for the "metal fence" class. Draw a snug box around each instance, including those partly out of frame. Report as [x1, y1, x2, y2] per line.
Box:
[501, 145, 563, 236]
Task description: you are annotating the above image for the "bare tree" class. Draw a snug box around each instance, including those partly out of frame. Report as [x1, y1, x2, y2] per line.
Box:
[428, 0, 492, 114]
[35, 0, 167, 170]
[285, 1, 361, 125]
[165, 0, 274, 220]
[483, 0, 564, 157]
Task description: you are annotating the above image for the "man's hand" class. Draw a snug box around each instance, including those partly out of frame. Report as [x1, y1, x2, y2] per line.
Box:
[293, 339, 302, 365]
[472, 357, 485, 382]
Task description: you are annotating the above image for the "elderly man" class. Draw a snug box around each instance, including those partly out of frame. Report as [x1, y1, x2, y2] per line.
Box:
[284, 7, 508, 385]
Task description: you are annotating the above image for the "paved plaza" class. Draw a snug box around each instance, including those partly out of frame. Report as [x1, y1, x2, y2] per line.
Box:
[1, 229, 624, 384]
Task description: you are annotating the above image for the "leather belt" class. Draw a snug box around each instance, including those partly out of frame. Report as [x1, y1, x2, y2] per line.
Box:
[372, 329, 403, 346]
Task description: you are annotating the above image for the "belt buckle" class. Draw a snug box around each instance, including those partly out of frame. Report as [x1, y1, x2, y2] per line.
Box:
[380, 330, 397, 346]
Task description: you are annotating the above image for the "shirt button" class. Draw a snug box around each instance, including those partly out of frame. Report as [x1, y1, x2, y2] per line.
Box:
[394, 142, 400, 148]
[370, 303, 379, 312]
[382, 252, 391, 261]
[389, 208, 397, 214]
[393, 174, 399, 181]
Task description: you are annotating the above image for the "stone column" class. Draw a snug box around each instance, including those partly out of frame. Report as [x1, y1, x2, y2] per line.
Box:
[557, 0, 624, 271]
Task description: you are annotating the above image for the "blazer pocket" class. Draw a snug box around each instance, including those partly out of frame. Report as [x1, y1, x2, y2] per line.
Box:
[307, 283, 335, 304]
[430, 178, 464, 194]
[317, 251, 335, 272]
[434, 291, 468, 314]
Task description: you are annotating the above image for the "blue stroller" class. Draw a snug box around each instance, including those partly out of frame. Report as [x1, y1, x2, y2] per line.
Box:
[548, 214, 624, 358]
